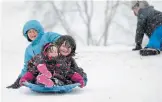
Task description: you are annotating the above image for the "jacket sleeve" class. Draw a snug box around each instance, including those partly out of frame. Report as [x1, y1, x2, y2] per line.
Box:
[27, 55, 43, 77]
[135, 10, 147, 45]
[20, 72, 35, 83]
[70, 58, 87, 86]
[46, 32, 61, 42]
[19, 48, 32, 78]
[70, 58, 87, 79]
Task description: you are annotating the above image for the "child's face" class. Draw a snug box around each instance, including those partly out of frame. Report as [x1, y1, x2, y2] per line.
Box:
[59, 41, 72, 57]
[27, 29, 38, 41]
[47, 46, 58, 58]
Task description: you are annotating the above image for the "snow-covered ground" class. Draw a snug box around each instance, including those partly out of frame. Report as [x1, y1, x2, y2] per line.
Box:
[2, 1, 162, 102]
[2, 45, 162, 102]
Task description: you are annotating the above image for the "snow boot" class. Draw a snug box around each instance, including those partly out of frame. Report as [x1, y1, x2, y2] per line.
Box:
[36, 74, 54, 87]
[37, 64, 52, 78]
[140, 48, 160, 56]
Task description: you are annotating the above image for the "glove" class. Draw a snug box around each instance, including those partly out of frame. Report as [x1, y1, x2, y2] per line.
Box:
[132, 44, 142, 51]
[71, 72, 84, 88]
[6, 77, 21, 89]
[19, 72, 34, 86]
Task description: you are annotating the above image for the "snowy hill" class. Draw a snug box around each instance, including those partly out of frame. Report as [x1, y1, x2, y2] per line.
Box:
[2, 46, 162, 102]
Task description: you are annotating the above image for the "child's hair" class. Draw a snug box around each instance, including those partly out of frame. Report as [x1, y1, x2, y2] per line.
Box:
[55, 35, 76, 57]
[27, 35, 32, 42]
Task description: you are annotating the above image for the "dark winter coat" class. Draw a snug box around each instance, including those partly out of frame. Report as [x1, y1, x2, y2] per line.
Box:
[135, 6, 162, 45]
[27, 54, 86, 85]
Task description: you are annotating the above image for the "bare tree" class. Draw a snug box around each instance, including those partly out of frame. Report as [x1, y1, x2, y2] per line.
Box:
[76, 1, 93, 46]
[26, 1, 59, 31]
[113, 1, 136, 38]
[97, 1, 120, 46]
[49, 1, 85, 45]
[26, 1, 85, 45]
[25, 1, 134, 46]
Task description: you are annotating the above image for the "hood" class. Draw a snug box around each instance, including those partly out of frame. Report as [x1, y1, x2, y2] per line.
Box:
[138, 6, 154, 16]
[23, 20, 44, 45]
[146, 6, 154, 10]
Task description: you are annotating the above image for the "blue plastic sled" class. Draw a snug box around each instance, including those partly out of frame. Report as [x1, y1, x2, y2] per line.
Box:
[23, 82, 80, 93]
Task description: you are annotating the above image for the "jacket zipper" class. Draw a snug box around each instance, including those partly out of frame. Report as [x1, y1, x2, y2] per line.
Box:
[33, 50, 36, 55]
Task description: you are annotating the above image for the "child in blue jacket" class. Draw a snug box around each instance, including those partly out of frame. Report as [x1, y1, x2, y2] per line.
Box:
[7, 20, 61, 88]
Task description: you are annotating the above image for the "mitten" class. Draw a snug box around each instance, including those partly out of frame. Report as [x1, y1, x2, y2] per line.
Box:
[71, 72, 84, 88]
[6, 77, 21, 89]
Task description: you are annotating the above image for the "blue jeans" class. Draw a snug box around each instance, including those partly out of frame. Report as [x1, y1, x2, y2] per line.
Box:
[146, 25, 162, 50]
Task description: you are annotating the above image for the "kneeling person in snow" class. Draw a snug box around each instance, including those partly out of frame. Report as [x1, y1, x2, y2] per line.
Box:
[131, 1, 162, 55]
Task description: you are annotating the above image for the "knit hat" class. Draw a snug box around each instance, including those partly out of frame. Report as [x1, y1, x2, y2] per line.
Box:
[131, 0, 149, 9]
[42, 43, 57, 53]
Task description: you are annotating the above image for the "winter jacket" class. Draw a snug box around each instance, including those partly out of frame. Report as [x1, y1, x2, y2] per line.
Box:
[26, 53, 86, 85]
[19, 20, 61, 77]
[135, 6, 162, 45]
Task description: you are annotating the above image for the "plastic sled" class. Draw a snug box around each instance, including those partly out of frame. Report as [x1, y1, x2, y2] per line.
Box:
[23, 82, 80, 93]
